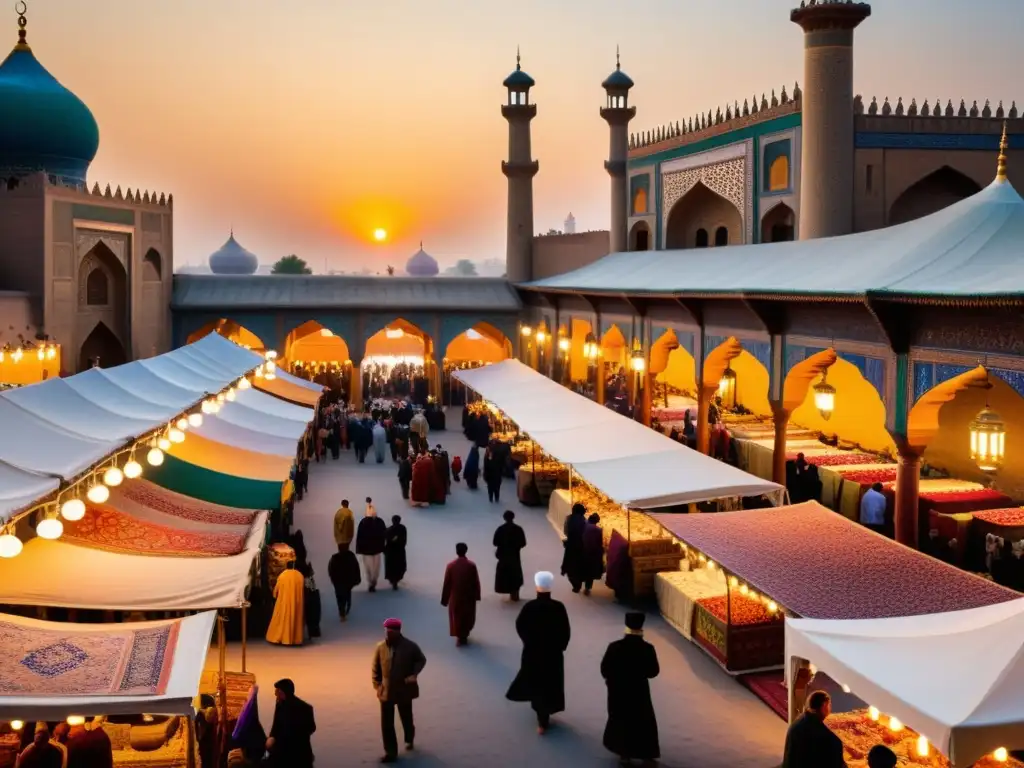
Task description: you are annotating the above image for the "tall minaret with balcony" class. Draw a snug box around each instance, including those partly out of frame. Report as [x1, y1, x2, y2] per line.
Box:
[502, 50, 539, 283]
[791, 1, 871, 240]
[600, 49, 636, 253]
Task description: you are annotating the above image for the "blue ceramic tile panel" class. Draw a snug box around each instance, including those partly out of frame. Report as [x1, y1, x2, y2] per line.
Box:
[747, 341, 772, 372]
[913, 362, 935, 405]
[992, 368, 1024, 399]
[785, 346, 807, 376]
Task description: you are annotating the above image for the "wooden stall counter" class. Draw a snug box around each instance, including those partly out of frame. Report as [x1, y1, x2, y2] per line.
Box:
[691, 588, 784, 674]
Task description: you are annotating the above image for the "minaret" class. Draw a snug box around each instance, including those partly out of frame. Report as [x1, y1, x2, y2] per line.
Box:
[791, 1, 871, 240]
[600, 48, 636, 253]
[501, 49, 539, 283]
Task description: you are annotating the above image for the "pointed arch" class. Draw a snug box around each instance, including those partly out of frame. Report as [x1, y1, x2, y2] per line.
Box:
[143, 248, 163, 281]
[714, 226, 729, 246]
[629, 220, 652, 251]
[78, 322, 127, 370]
[889, 166, 983, 225]
[906, 365, 989, 451]
[78, 240, 126, 309]
[364, 318, 429, 361]
[445, 322, 509, 363]
[665, 181, 742, 249]
[761, 202, 795, 242]
[285, 320, 351, 365]
[185, 318, 265, 350]
[86, 268, 109, 306]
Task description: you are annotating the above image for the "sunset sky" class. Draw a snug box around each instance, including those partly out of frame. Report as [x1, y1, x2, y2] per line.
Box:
[25, 0, 1024, 271]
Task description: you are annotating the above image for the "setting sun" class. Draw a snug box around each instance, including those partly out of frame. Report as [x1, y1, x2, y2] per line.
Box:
[373, 228, 388, 242]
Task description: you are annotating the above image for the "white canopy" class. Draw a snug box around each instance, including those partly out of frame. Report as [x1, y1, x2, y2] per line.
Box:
[453, 360, 781, 508]
[63, 369, 182, 421]
[0, 611, 216, 719]
[0, 511, 266, 610]
[214, 400, 308, 440]
[193, 415, 302, 457]
[276, 367, 327, 392]
[234, 387, 314, 423]
[0, 461, 59, 522]
[786, 599, 1024, 767]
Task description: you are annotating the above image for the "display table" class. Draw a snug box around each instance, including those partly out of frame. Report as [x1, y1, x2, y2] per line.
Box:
[517, 463, 568, 507]
[547, 488, 573, 538]
[654, 567, 726, 640]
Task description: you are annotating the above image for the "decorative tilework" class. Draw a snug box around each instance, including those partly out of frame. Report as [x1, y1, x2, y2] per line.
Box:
[915, 361, 1024, 403]
[855, 133, 1024, 151]
[912, 362, 935, 405]
[119, 627, 173, 692]
[790, 345, 887, 402]
[706, 335, 770, 372]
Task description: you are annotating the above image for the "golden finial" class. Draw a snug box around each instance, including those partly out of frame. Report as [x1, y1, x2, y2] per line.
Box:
[14, 1, 29, 51]
[996, 121, 1009, 182]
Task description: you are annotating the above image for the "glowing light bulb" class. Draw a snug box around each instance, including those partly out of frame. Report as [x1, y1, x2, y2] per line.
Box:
[888, 717, 902, 732]
[36, 517, 63, 540]
[917, 735, 929, 757]
[201, 400, 213, 414]
[66, 715, 85, 726]
[60, 499, 86, 521]
[46, 346, 56, 360]
[266, 360, 276, 373]
[0, 534, 23, 558]
[188, 412, 203, 427]
[157, 437, 171, 451]
[86, 483, 109, 504]
[176, 417, 189, 430]
[147, 448, 165, 466]
[728, 576, 738, 587]
[739, 584, 749, 595]
[216, 393, 225, 403]
[266, 372, 277, 380]
[868, 706, 880, 722]
[706, 560, 716, 571]
[12, 347, 22, 362]
[238, 377, 251, 390]
[265, 350, 278, 360]
[9, 720, 23, 731]
[36, 347, 43, 361]
[169, 428, 185, 443]
[767, 601, 778, 613]
[841, 684, 851, 694]
[809, 664, 817, 677]
[103, 467, 124, 487]
[995, 747, 1009, 762]
[123, 460, 143, 479]
[226, 388, 236, 402]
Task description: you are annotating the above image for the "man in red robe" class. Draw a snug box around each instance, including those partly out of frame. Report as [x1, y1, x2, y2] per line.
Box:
[410, 452, 432, 507]
[440, 542, 481, 646]
[429, 450, 447, 505]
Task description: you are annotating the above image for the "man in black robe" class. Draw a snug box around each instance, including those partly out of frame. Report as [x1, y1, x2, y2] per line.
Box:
[601, 612, 660, 765]
[493, 510, 527, 601]
[15, 723, 63, 768]
[266, 678, 316, 768]
[781, 690, 846, 768]
[506, 571, 571, 734]
[561, 503, 588, 592]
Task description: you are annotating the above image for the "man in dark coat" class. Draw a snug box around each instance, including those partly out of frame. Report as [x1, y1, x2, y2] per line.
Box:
[355, 505, 388, 592]
[440, 542, 481, 646]
[464, 444, 481, 490]
[372, 618, 427, 763]
[561, 503, 588, 592]
[483, 446, 503, 503]
[67, 719, 114, 768]
[15, 723, 63, 768]
[493, 510, 527, 601]
[600, 612, 660, 764]
[327, 542, 361, 621]
[781, 690, 846, 768]
[506, 571, 572, 734]
[384, 514, 408, 589]
[266, 678, 316, 768]
[397, 456, 413, 500]
[582, 513, 605, 595]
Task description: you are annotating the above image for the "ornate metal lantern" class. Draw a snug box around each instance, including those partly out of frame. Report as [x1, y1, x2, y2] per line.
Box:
[813, 372, 836, 421]
[718, 367, 737, 409]
[970, 406, 1006, 473]
[630, 339, 646, 372]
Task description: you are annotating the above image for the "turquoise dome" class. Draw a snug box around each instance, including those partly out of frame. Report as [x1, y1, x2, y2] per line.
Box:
[0, 40, 99, 186]
[602, 67, 634, 90]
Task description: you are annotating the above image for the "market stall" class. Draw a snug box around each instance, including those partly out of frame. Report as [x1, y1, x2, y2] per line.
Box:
[786, 598, 1024, 767]
[650, 501, 1017, 674]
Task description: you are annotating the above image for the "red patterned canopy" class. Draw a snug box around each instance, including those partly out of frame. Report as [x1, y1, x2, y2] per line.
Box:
[651, 501, 1017, 620]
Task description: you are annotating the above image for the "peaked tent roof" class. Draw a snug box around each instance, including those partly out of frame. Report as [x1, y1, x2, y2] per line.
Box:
[786, 599, 1024, 767]
[523, 177, 1024, 299]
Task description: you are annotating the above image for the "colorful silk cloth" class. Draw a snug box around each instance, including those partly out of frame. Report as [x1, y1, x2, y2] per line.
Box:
[66, 504, 246, 556]
[113, 479, 256, 527]
[0, 615, 178, 696]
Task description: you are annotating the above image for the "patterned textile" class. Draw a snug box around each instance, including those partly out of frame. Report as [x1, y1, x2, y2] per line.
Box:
[0, 617, 178, 696]
[790, 453, 881, 467]
[973, 507, 1024, 527]
[651, 502, 1018, 620]
[65, 504, 246, 557]
[921, 489, 1012, 504]
[839, 468, 899, 484]
[116, 480, 256, 526]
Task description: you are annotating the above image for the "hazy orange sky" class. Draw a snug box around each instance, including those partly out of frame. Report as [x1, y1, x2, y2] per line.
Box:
[24, 0, 1024, 271]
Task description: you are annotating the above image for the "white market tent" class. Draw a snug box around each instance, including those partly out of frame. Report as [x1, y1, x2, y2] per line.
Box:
[453, 360, 782, 508]
[276, 367, 327, 392]
[0, 461, 59, 522]
[0, 511, 267, 610]
[785, 599, 1024, 768]
[0, 611, 217, 719]
[192, 416, 301, 458]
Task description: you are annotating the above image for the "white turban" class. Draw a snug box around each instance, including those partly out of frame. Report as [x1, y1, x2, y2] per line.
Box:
[534, 571, 554, 592]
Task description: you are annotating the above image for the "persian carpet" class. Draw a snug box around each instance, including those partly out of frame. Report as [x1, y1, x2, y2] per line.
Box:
[0, 617, 178, 696]
[67, 504, 246, 557]
[115, 480, 256, 526]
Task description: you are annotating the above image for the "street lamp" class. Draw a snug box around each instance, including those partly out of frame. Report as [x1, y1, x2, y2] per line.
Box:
[813, 371, 836, 421]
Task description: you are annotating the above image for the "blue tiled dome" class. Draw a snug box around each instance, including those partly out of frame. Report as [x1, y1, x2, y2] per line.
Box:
[602, 67, 634, 90]
[209, 233, 259, 275]
[0, 36, 99, 186]
[405, 244, 439, 277]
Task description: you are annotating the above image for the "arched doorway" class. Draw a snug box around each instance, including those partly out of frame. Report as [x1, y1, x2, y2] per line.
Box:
[664, 182, 743, 249]
[77, 240, 128, 373]
[761, 203, 795, 242]
[443, 323, 509, 405]
[363, 319, 431, 405]
[285, 320, 351, 389]
[889, 167, 982, 225]
[629, 221, 651, 251]
[186, 319, 265, 351]
[651, 330, 698, 431]
[78, 322, 127, 370]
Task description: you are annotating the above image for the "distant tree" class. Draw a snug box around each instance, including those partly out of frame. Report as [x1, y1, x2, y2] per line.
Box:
[387, 265, 395, 276]
[444, 259, 478, 277]
[271, 255, 312, 275]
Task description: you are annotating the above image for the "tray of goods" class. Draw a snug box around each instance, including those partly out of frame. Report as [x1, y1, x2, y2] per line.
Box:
[692, 591, 784, 672]
[827, 710, 1024, 767]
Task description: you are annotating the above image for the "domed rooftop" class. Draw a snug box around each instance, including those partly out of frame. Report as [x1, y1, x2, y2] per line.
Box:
[0, 10, 99, 186]
[503, 50, 534, 89]
[602, 50, 634, 90]
[209, 232, 259, 275]
[406, 243, 439, 277]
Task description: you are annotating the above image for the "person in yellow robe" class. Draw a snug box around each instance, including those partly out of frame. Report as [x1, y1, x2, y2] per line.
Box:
[267, 561, 305, 646]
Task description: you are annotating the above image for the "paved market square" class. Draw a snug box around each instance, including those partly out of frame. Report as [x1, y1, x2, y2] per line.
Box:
[208, 416, 786, 767]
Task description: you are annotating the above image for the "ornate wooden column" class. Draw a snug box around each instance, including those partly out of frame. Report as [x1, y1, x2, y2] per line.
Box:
[696, 384, 714, 454]
[596, 365, 606, 405]
[894, 443, 922, 548]
[771, 405, 791, 487]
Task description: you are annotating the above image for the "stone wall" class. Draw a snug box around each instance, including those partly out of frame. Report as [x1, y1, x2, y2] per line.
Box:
[530, 230, 609, 281]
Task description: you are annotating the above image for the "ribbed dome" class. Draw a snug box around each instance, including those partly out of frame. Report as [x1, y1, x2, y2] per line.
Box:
[405, 243, 439, 277]
[0, 35, 99, 186]
[209, 233, 259, 275]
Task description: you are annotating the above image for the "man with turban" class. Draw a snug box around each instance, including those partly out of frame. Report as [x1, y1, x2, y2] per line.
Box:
[600, 612, 661, 765]
[506, 571, 572, 734]
[372, 618, 427, 763]
[266, 679, 316, 768]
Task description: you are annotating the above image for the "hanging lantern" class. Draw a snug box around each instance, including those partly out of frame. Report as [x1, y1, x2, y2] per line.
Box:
[147, 447, 165, 466]
[630, 340, 646, 372]
[813, 371, 837, 421]
[168, 428, 186, 443]
[188, 412, 203, 427]
[157, 436, 171, 451]
[225, 388, 236, 402]
[520, 325, 533, 338]
[238, 377, 251, 390]
[36, 515, 63, 541]
[718, 367, 737, 409]
[60, 498, 86, 521]
[558, 336, 570, 353]
[103, 467, 124, 487]
[123, 459, 143, 479]
[86, 483, 110, 504]
[0, 531, 23, 558]
[970, 407, 1006, 473]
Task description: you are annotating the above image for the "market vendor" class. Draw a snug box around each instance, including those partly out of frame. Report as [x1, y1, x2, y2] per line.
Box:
[781, 690, 846, 768]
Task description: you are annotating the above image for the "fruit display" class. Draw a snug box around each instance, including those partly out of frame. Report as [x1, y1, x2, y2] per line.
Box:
[697, 590, 782, 626]
[570, 485, 668, 546]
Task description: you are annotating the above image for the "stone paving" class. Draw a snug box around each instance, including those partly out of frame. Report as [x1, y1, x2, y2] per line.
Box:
[209, 415, 786, 767]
